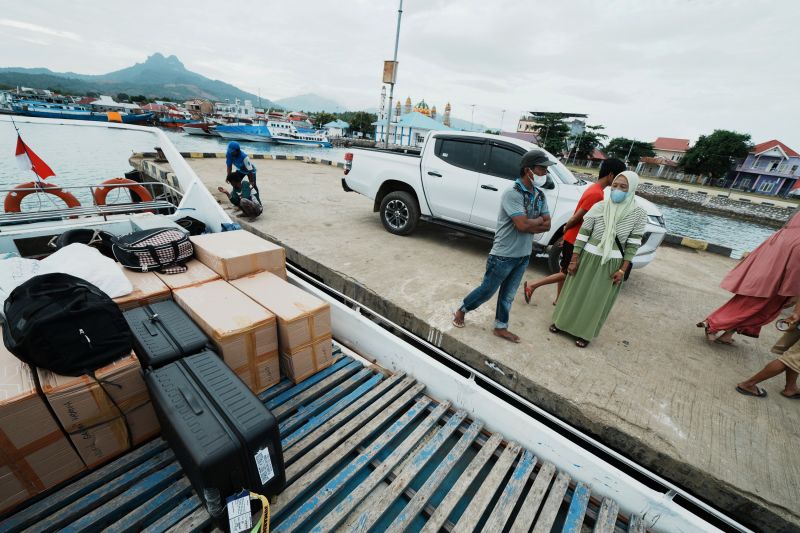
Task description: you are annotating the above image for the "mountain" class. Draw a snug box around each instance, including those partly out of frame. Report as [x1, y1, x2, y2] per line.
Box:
[0, 53, 277, 106]
[274, 93, 346, 112]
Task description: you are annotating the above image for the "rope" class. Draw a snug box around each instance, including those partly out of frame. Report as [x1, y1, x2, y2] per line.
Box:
[249, 492, 270, 533]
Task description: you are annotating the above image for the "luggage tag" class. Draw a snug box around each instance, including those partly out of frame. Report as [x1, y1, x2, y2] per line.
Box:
[226, 490, 251, 533]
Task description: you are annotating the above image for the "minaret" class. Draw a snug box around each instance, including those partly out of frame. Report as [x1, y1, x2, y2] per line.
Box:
[378, 86, 386, 121]
[395, 100, 401, 118]
[404, 97, 412, 115]
[431, 105, 437, 120]
[443, 102, 451, 127]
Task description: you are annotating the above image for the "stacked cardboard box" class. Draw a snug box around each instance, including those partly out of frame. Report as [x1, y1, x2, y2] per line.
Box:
[0, 328, 86, 514]
[154, 259, 220, 290]
[113, 267, 171, 311]
[36, 355, 160, 469]
[174, 280, 280, 393]
[232, 272, 333, 383]
[190, 230, 286, 280]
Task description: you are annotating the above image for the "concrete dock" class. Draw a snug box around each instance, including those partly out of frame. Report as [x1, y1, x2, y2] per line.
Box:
[140, 155, 799, 532]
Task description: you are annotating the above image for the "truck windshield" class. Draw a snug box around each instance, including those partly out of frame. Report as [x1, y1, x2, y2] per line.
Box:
[548, 160, 580, 184]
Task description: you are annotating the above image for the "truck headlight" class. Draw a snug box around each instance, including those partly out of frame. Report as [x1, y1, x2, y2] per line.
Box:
[647, 215, 665, 227]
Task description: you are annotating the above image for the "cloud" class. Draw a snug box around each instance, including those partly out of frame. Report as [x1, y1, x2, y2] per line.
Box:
[0, 18, 81, 41]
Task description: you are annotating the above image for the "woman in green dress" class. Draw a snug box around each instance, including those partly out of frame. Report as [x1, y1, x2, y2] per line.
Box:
[550, 171, 647, 347]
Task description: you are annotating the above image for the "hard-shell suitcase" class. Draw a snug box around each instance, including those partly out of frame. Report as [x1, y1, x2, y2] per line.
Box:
[145, 350, 285, 516]
[124, 300, 210, 369]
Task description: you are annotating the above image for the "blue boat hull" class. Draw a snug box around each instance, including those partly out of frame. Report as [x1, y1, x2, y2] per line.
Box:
[12, 109, 154, 124]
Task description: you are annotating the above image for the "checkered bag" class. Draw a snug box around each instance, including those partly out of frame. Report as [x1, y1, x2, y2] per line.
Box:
[112, 228, 193, 274]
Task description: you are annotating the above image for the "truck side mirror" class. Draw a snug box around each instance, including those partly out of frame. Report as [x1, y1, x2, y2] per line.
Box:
[542, 176, 556, 189]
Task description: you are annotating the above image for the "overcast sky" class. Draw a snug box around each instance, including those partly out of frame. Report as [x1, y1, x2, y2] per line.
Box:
[0, 0, 797, 148]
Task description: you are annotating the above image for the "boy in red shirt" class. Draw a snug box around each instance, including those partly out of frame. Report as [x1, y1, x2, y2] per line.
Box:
[524, 158, 627, 305]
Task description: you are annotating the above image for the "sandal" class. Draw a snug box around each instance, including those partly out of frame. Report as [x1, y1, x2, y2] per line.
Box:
[452, 311, 465, 329]
[523, 281, 533, 304]
[736, 385, 766, 398]
[715, 338, 735, 346]
[549, 324, 561, 334]
[696, 321, 716, 342]
[575, 338, 590, 348]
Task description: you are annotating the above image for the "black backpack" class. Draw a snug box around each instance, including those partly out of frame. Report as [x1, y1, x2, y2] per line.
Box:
[112, 228, 193, 274]
[2, 273, 132, 376]
[51, 228, 116, 259]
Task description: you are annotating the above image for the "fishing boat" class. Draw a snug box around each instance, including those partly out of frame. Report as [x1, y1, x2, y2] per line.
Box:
[11, 101, 153, 124]
[182, 122, 220, 136]
[216, 123, 274, 142]
[272, 130, 332, 148]
[0, 117, 747, 532]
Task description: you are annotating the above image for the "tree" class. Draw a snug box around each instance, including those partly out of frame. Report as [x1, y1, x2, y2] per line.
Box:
[681, 130, 752, 182]
[571, 124, 607, 161]
[604, 137, 655, 166]
[130, 94, 149, 103]
[314, 112, 337, 127]
[346, 111, 377, 135]
[533, 113, 571, 156]
[116, 93, 130, 102]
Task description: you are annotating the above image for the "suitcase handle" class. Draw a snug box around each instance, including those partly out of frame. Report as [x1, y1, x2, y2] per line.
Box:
[142, 314, 160, 337]
[179, 386, 204, 415]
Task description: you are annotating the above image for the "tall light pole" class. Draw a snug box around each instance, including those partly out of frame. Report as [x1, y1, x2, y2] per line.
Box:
[470, 104, 476, 131]
[384, 0, 403, 148]
[500, 109, 506, 132]
[624, 138, 635, 167]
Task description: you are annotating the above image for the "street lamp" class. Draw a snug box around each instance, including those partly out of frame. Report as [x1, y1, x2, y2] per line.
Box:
[470, 104, 476, 131]
[383, 0, 404, 148]
[500, 109, 506, 132]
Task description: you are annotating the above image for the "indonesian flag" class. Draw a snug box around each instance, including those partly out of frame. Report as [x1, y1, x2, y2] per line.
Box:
[15, 134, 55, 182]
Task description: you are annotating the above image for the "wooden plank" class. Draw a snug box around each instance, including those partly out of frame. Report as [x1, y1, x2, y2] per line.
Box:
[481, 449, 538, 532]
[266, 357, 353, 409]
[282, 382, 424, 488]
[283, 372, 408, 462]
[562, 482, 591, 533]
[258, 378, 294, 403]
[164, 506, 214, 533]
[272, 361, 362, 420]
[420, 432, 504, 533]
[628, 514, 647, 533]
[452, 442, 522, 532]
[3, 439, 168, 533]
[104, 477, 193, 533]
[142, 495, 204, 533]
[279, 367, 373, 435]
[592, 498, 620, 533]
[532, 471, 571, 533]
[319, 403, 458, 533]
[386, 420, 484, 533]
[282, 372, 383, 449]
[272, 397, 432, 532]
[59, 462, 183, 533]
[509, 461, 557, 533]
[20, 449, 176, 533]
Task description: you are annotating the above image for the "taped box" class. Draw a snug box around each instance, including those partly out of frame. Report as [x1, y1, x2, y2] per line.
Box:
[36, 354, 160, 469]
[113, 267, 171, 311]
[0, 327, 85, 515]
[190, 230, 286, 281]
[231, 271, 334, 383]
[174, 279, 280, 393]
[154, 259, 220, 290]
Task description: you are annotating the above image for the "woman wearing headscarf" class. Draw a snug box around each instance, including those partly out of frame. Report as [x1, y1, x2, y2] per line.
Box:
[225, 141, 258, 191]
[550, 171, 647, 347]
[698, 212, 800, 345]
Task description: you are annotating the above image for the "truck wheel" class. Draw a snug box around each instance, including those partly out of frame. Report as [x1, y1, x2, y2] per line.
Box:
[379, 191, 419, 235]
[547, 243, 563, 274]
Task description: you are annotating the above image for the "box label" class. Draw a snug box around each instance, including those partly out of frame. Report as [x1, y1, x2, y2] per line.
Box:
[254, 446, 275, 485]
[226, 491, 251, 533]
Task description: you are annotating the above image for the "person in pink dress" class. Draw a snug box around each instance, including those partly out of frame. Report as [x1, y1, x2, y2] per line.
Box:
[698, 212, 800, 344]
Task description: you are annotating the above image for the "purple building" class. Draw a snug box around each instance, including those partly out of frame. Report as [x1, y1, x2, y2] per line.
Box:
[731, 140, 800, 197]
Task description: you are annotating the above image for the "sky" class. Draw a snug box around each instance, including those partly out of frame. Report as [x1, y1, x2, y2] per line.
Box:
[0, 0, 798, 148]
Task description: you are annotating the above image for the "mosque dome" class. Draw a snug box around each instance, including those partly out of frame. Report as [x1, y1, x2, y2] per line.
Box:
[413, 99, 431, 116]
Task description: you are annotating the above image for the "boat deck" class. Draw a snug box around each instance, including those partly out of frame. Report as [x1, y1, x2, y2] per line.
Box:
[3, 344, 643, 532]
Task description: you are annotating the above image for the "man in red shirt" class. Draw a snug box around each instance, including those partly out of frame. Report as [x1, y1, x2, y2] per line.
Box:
[524, 158, 627, 305]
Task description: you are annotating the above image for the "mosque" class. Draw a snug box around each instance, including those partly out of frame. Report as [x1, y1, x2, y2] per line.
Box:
[374, 92, 453, 147]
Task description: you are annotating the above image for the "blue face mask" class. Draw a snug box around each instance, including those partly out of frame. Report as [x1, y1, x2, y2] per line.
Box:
[610, 190, 628, 203]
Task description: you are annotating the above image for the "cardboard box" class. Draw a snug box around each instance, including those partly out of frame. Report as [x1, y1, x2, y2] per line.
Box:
[113, 267, 171, 311]
[37, 354, 157, 468]
[173, 280, 280, 393]
[231, 272, 333, 383]
[0, 328, 85, 514]
[155, 259, 220, 290]
[190, 230, 286, 281]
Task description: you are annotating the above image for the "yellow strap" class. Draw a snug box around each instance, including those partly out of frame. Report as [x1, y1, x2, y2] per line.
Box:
[249, 491, 270, 533]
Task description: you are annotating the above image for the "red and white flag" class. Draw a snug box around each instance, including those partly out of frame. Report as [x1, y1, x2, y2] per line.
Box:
[15, 134, 55, 182]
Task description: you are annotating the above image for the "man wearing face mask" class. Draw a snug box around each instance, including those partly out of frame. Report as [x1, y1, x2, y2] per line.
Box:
[452, 149, 552, 343]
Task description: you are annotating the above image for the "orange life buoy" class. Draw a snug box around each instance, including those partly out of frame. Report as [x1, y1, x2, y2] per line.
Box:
[4, 181, 81, 212]
[93, 177, 153, 205]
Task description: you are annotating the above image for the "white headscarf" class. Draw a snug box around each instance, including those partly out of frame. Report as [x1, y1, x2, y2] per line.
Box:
[596, 170, 640, 264]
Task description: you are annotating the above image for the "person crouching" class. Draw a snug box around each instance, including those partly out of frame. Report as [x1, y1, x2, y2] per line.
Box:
[218, 172, 262, 218]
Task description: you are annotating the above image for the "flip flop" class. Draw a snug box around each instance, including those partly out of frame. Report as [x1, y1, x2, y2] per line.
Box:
[781, 391, 800, 399]
[452, 311, 465, 329]
[575, 338, 590, 348]
[715, 338, 735, 346]
[549, 324, 561, 334]
[523, 281, 532, 304]
[736, 386, 767, 398]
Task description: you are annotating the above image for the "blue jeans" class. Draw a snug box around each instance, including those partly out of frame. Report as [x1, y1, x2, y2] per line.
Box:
[460, 254, 529, 329]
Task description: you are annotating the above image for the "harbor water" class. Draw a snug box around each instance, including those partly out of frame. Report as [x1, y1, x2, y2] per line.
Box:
[0, 118, 776, 256]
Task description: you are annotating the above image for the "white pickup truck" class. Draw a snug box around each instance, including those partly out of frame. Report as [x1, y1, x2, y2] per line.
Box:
[342, 131, 666, 271]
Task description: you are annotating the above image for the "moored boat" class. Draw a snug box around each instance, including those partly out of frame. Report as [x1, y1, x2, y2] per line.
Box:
[216, 123, 273, 142]
[182, 122, 219, 136]
[11, 102, 153, 124]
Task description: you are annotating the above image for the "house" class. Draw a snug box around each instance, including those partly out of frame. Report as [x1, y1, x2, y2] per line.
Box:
[214, 99, 256, 120]
[652, 137, 690, 162]
[500, 131, 541, 144]
[636, 156, 679, 179]
[184, 99, 213, 115]
[729, 140, 800, 197]
[373, 112, 453, 147]
[323, 119, 350, 138]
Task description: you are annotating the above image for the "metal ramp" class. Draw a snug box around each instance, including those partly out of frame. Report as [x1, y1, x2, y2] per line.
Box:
[2, 344, 643, 532]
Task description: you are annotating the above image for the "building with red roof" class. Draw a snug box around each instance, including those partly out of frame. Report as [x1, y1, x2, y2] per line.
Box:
[652, 137, 691, 163]
[730, 140, 800, 197]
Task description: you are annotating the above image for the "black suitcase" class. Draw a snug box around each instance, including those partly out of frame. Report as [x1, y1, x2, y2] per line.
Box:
[145, 350, 285, 516]
[123, 300, 210, 369]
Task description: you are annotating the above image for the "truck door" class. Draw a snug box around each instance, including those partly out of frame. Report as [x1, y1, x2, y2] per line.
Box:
[469, 142, 523, 230]
[421, 137, 484, 224]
